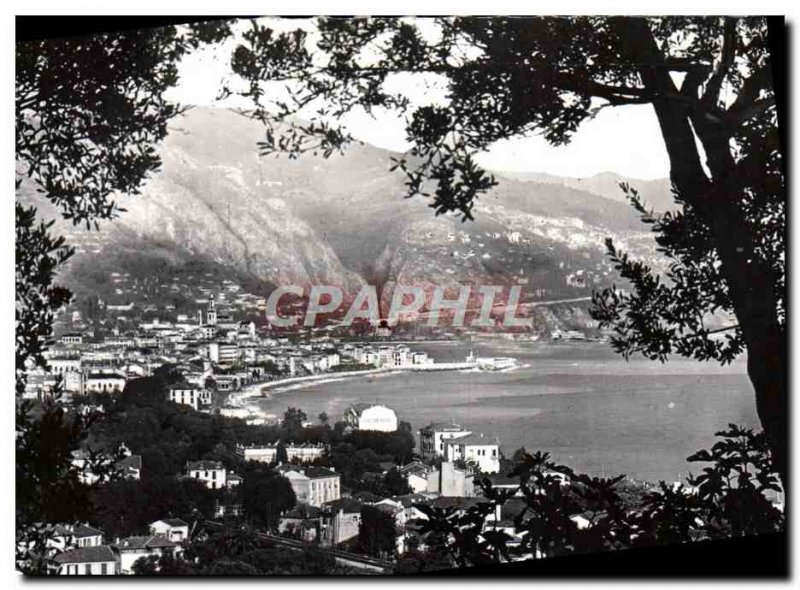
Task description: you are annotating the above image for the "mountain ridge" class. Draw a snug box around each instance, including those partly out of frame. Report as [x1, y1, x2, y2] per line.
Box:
[22, 107, 666, 327]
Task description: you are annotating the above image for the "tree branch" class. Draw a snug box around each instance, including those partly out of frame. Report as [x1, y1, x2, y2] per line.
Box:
[706, 324, 740, 335]
[728, 64, 773, 114]
[680, 64, 712, 99]
[727, 96, 776, 126]
[702, 17, 738, 106]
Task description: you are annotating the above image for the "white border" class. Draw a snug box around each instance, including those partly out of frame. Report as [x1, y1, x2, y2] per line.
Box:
[4, 3, 797, 589]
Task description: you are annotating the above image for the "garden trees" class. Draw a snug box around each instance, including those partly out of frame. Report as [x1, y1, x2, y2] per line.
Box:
[227, 16, 786, 484]
[411, 426, 783, 570]
[91, 477, 216, 539]
[15, 20, 230, 573]
[345, 422, 416, 464]
[281, 407, 308, 432]
[16, 20, 229, 396]
[240, 468, 296, 530]
[358, 505, 398, 558]
[181, 525, 351, 574]
[382, 467, 413, 497]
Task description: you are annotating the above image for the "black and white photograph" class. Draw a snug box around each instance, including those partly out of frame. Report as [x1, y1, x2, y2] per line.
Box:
[12, 6, 789, 580]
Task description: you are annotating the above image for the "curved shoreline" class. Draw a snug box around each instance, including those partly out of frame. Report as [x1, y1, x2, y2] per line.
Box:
[257, 362, 486, 395]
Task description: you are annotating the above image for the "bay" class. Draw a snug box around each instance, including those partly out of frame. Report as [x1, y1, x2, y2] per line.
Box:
[255, 341, 757, 483]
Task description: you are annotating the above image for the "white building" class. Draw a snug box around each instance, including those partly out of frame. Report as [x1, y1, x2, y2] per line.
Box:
[206, 299, 218, 326]
[343, 404, 398, 432]
[399, 461, 433, 494]
[419, 422, 472, 460]
[149, 519, 190, 544]
[51, 546, 117, 575]
[200, 325, 217, 340]
[443, 433, 501, 474]
[282, 467, 341, 507]
[113, 535, 182, 575]
[320, 498, 363, 547]
[209, 342, 240, 364]
[48, 524, 104, 550]
[83, 372, 127, 395]
[185, 460, 227, 490]
[60, 333, 84, 346]
[237, 442, 327, 464]
[48, 357, 82, 376]
[427, 461, 476, 497]
[168, 384, 212, 411]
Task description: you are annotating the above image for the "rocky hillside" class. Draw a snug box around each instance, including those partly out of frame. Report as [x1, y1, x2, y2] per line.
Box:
[23, 107, 669, 329]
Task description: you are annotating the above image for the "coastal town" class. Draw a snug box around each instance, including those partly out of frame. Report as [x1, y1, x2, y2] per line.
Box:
[25, 284, 531, 412]
[15, 246, 784, 575]
[19, 266, 783, 576]
[20, 287, 558, 575]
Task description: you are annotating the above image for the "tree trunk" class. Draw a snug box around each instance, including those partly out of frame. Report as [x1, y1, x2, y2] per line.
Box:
[691, 121, 788, 487]
[621, 17, 788, 487]
[744, 322, 787, 483]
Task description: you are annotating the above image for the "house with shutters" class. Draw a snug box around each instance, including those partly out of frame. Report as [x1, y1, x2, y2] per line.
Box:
[280, 466, 341, 507]
[112, 535, 182, 575]
[399, 461, 433, 494]
[50, 546, 117, 575]
[418, 422, 472, 460]
[83, 372, 127, 395]
[185, 460, 226, 490]
[47, 524, 105, 551]
[168, 383, 212, 412]
[443, 433, 501, 474]
[236, 442, 327, 464]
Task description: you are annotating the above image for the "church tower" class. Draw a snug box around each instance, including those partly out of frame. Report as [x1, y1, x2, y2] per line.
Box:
[207, 297, 218, 326]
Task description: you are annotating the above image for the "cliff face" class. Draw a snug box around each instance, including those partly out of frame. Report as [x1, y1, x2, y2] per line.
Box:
[25, 107, 671, 330]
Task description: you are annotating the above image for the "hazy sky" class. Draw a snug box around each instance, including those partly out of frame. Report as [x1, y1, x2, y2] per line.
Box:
[166, 17, 671, 180]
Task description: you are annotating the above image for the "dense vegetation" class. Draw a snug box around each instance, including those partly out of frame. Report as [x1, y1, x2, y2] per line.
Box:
[15, 20, 231, 573]
[396, 425, 784, 572]
[133, 525, 356, 575]
[65, 368, 415, 540]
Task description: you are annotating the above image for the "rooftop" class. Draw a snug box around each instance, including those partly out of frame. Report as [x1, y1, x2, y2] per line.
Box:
[399, 461, 431, 476]
[323, 497, 362, 514]
[72, 524, 104, 538]
[53, 545, 115, 564]
[487, 472, 519, 486]
[304, 466, 339, 479]
[444, 433, 500, 447]
[186, 460, 224, 471]
[430, 497, 490, 511]
[154, 518, 189, 528]
[86, 372, 126, 380]
[113, 535, 178, 550]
